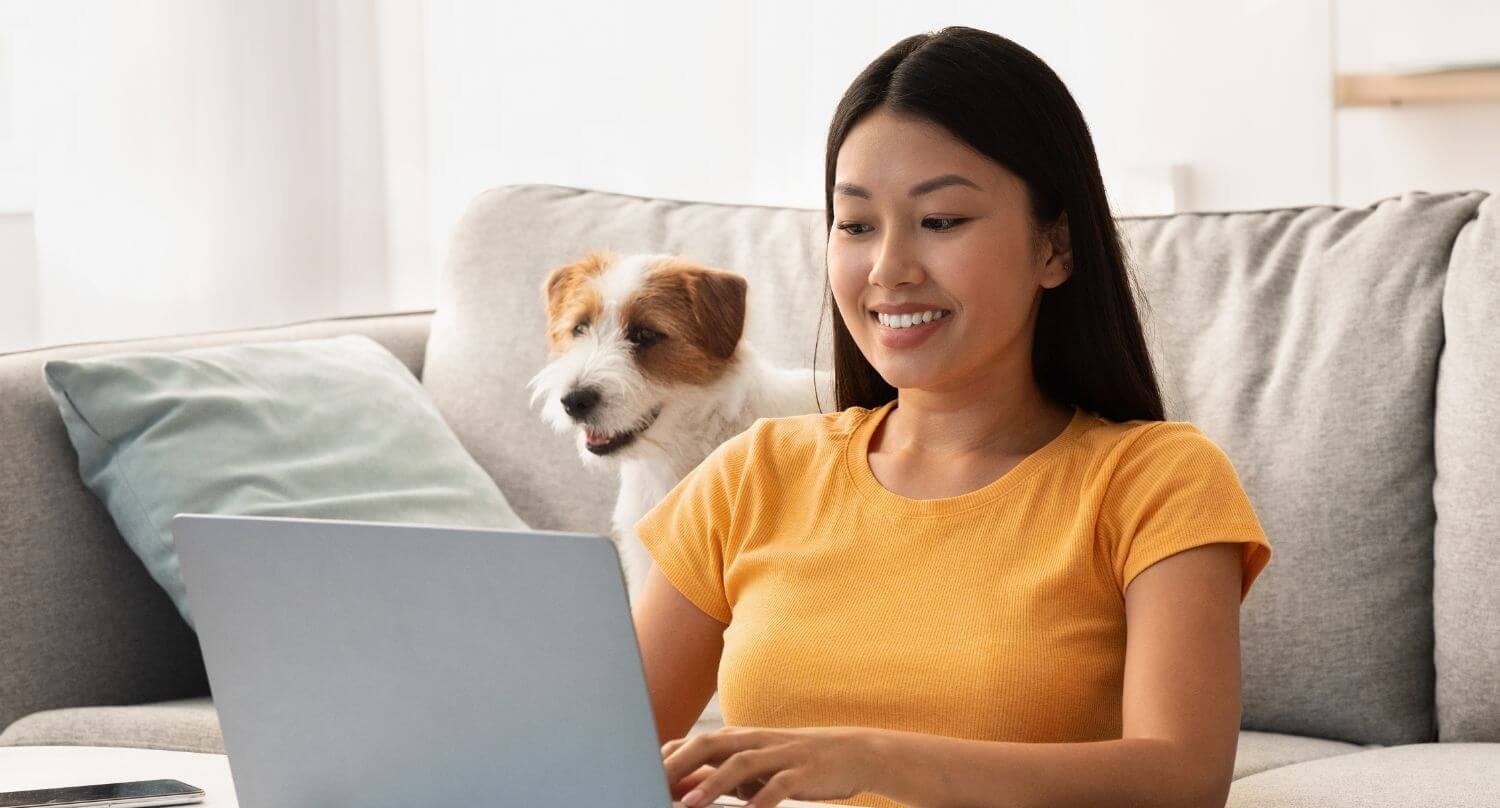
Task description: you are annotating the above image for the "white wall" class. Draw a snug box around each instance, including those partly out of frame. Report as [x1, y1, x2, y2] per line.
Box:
[29, 2, 326, 347]
[2, 0, 1497, 352]
[23, 0, 395, 349]
[376, 0, 433, 313]
[0, 1, 38, 352]
[1333, 0, 1500, 204]
[0, 213, 37, 352]
[426, 0, 1338, 277]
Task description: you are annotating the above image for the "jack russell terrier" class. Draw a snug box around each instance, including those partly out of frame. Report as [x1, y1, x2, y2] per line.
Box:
[528, 250, 831, 604]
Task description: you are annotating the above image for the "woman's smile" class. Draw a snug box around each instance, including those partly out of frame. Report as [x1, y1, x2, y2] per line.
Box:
[869, 308, 952, 350]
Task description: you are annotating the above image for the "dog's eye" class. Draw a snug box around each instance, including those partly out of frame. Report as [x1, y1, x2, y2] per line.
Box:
[627, 326, 662, 347]
[571, 322, 589, 336]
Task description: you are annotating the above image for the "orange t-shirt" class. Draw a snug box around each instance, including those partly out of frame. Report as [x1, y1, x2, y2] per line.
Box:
[635, 401, 1272, 808]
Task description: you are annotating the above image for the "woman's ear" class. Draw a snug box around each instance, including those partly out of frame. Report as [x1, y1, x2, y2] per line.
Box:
[1041, 212, 1072, 289]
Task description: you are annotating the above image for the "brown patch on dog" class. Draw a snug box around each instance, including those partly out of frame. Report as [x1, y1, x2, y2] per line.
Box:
[622, 257, 748, 385]
[541, 250, 613, 354]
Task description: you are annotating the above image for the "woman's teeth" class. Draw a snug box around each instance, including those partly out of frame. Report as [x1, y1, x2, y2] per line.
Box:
[875, 310, 950, 329]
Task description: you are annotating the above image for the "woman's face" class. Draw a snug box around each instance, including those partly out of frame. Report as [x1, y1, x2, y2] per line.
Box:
[827, 106, 1070, 395]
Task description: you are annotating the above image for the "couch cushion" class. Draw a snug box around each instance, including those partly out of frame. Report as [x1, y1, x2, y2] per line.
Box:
[41, 334, 525, 628]
[1115, 191, 1488, 745]
[423, 185, 830, 536]
[431, 184, 1482, 747]
[1434, 193, 1500, 742]
[0, 697, 224, 754]
[1233, 730, 1368, 779]
[0, 311, 431, 735]
[1226, 743, 1500, 807]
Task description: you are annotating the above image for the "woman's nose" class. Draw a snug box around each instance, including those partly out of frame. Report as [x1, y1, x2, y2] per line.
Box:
[867, 233, 925, 289]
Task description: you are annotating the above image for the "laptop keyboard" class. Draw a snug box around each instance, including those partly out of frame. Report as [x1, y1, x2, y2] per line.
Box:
[672, 794, 831, 806]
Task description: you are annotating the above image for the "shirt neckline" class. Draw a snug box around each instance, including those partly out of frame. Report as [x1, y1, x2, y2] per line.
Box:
[842, 399, 1087, 518]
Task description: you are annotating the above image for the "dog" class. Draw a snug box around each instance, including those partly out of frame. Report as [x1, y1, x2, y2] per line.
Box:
[528, 250, 831, 605]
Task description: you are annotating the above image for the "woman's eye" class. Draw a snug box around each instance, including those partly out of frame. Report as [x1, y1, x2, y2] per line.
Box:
[837, 219, 965, 235]
[923, 217, 967, 231]
[571, 322, 589, 336]
[627, 326, 662, 346]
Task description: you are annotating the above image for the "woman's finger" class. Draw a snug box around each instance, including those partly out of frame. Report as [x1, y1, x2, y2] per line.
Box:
[744, 770, 800, 808]
[669, 764, 716, 800]
[682, 749, 783, 808]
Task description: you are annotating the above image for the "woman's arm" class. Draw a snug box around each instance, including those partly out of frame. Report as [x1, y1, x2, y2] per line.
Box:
[865, 542, 1245, 808]
[633, 562, 728, 745]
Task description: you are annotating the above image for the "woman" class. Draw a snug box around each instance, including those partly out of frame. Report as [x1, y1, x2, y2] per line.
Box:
[633, 26, 1272, 808]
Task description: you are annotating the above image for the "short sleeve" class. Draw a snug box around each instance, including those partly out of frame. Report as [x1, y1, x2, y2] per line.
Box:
[1101, 422, 1273, 604]
[632, 426, 754, 624]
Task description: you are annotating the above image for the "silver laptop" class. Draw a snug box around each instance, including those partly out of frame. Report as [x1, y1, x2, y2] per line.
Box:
[173, 514, 823, 808]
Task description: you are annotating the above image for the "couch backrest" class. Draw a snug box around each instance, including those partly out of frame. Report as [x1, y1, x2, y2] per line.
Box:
[0, 311, 433, 733]
[1114, 193, 1484, 747]
[424, 184, 1497, 746]
[1434, 193, 1500, 743]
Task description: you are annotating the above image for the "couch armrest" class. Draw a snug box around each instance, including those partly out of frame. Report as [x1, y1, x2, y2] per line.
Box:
[0, 310, 433, 734]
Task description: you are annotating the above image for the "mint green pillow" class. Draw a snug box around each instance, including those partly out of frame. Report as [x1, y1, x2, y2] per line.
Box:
[42, 335, 527, 629]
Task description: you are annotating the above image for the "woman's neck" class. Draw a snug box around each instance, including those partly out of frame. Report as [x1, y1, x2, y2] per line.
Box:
[876, 380, 1073, 460]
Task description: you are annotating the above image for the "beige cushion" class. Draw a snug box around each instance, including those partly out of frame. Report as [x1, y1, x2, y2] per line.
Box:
[0, 697, 224, 754]
[1233, 730, 1369, 779]
[1227, 743, 1500, 807]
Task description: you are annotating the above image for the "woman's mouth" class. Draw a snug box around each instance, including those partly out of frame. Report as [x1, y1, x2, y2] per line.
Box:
[869, 309, 951, 349]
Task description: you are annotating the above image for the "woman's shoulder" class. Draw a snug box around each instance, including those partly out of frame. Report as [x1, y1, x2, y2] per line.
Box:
[1072, 409, 1222, 461]
[1070, 410, 1248, 503]
[715, 405, 881, 476]
[743, 403, 882, 448]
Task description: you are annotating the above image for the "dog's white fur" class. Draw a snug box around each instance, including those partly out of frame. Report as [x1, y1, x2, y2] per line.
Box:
[528, 252, 831, 605]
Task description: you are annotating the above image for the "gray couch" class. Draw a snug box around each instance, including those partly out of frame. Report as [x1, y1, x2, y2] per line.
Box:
[2, 184, 1497, 807]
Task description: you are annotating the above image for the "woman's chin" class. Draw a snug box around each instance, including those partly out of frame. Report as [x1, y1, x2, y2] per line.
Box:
[873, 362, 951, 392]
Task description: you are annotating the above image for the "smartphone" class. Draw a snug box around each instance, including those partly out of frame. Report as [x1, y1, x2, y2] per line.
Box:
[0, 779, 204, 808]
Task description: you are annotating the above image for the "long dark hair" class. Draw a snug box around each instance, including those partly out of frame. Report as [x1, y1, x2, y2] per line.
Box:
[815, 26, 1165, 424]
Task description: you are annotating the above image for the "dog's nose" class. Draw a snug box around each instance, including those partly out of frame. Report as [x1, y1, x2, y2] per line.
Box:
[560, 387, 601, 418]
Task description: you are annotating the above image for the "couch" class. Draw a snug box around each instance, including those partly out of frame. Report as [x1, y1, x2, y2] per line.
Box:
[2, 184, 1496, 807]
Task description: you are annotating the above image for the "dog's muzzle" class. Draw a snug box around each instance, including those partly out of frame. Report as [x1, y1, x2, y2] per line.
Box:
[580, 404, 663, 456]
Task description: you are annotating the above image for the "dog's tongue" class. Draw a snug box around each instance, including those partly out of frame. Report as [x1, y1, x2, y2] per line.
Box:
[585, 428, 611, 446]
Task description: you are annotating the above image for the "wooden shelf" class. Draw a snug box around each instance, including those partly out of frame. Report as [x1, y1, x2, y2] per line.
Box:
[1335, 68, 1500, 107]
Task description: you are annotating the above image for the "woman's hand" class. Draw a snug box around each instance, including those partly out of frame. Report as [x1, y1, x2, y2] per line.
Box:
[661, 725, 885, 808]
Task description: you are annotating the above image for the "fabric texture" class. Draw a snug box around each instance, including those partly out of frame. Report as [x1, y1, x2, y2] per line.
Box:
[0, 310, 430, 736]
[1232, 731, 1369, 780]
[1434, 193, 1500, 742]
[422, 184, 832, 539]
[635, 402, 1271, 808]
[1114, 190, 1488, 745]
[0, 697, 224, 754]
[1225, 742, 1500, 807]
[41, 333, 525, 628]
[427, 184, 1491, 747]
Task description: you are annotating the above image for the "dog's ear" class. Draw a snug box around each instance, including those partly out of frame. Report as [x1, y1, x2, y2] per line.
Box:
[682, 267, 747, 360]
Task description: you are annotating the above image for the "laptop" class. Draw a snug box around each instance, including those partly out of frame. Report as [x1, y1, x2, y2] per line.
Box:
[173, 513, 830, 808]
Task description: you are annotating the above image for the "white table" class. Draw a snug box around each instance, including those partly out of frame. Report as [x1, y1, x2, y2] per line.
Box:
[0, 746, 238, 806]
[0, 746, 839, 807]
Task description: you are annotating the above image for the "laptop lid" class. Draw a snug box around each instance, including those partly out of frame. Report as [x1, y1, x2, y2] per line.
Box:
[173, 513, 682, 808]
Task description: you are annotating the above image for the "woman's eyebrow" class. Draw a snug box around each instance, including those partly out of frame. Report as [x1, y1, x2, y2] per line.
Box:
[834, 173, 983, 199]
